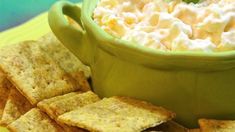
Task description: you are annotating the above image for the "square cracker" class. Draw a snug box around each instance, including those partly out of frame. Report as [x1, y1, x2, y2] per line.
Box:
[38, 91, 100, 119]
[37, 33, 91, 92]
[0, 41, 90, 104]
[199, 118, 235, 132]
[58, 96, 175, 132]
[7, 108, 62, 132]
[38, 33, 91, 78]
[38, 91, 100, 132]
[0, 70, 10, 119]
[0, 88, 33, 126]
[38, 33, 91, 92]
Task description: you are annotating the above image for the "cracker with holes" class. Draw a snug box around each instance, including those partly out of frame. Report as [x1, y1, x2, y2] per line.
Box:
[0, 70, 10, 120]
[0, 40, 90, 105]
[38, 33, 91, 79]
[0, 88, 33, 126]
[38, 91, 100, 132]
[199, 119, 235, 132]
[58, 96, 175, 132]
[7, 108, 62, 132]
[38, 33, 91, 92]
[38, 91, 100, 119]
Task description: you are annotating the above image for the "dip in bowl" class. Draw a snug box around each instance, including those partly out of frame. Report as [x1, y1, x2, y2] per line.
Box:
[49, 0, 235, 128]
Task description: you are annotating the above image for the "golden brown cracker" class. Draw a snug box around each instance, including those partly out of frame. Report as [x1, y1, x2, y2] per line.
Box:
[38, 33, 91, 78]
[68, 71, 90, 92]
[0, 88, 32, 126]
[7, 108, 63, 132]
[38, 91, 100, 119]
[0, 41, 88, 104]
[199, 118, 235, 132]
[0, 70, 10, 119]
[38, 91, 100, 132]
[58, 96, 175, 132]
[37, 92, 77, 116]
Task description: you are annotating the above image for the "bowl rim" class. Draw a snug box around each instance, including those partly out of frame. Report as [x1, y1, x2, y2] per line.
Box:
[81, 0, 235, 70]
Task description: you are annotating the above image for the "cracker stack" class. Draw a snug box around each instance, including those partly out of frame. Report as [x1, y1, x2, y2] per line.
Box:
[0, 71, 32, 127]
[0, 40, 90, 105]
[0, 33, 176, 132]
[37, 91, 100, 132]
[37, 91, 100, 120]
[2, 33, 235, 132]
[0, 33, 92, 131]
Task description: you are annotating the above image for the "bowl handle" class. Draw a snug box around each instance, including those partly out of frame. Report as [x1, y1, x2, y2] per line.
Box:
[48, 1, 92, 65]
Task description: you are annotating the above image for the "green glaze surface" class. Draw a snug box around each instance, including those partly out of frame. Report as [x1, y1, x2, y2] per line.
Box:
[48, 0, 235, 128]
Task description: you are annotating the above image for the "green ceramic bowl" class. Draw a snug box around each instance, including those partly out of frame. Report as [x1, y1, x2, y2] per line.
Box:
[48, 0, 235, 128]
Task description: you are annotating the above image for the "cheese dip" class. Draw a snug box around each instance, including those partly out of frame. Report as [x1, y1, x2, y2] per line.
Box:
[93, 0, 235, 52]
